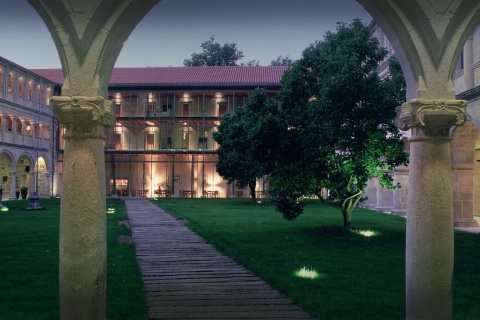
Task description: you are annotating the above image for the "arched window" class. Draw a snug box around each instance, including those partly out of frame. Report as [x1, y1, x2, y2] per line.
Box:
[43, 125, 51, 139]
[8, 72, 14, 92]
[0, 67, 4, 89]
[18, 76, 25, 96]
[35, 123, 41, 138]
[37, 84, 42, 102]
[6, 116, 13, 131]
[16, 118, 23, 134]
[0, 114, 3, 129]
[26, 121, 33, 136]
[45, 87, 52, 105]
[27, 80, 34, 99]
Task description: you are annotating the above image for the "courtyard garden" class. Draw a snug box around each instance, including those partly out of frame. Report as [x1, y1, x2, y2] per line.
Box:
[0, 197, 479, 319]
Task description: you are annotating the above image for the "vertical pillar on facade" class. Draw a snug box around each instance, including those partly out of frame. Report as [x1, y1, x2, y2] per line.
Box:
[359, 178, 378, 209]
[51, 96, 114, 319]
[29, 171, 35, 195]
[464, 36, 474, 90]
[28, 0, 160, 318]
[9, 171, 16, 199]
[396, 98, 467, 320]
[375, 170, 394, 212]
[391, 166, 409, 216]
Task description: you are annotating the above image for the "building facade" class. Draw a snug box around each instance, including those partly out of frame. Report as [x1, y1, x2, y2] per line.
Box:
[365, 22, 480, 228]
[0, 56, 59, 201]
[32, 66, 286, 199]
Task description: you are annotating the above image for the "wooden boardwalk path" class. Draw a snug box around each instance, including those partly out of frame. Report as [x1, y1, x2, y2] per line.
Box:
[125, 199, 313, 320]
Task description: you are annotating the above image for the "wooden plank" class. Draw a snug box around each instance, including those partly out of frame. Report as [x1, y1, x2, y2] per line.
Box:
[125, 199, 313, 320]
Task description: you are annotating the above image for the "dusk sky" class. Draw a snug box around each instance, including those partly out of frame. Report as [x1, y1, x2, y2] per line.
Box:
[0, 0, 371, 69]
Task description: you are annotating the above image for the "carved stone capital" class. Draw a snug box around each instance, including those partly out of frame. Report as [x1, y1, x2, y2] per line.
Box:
[51, 96, 115, 140]
[395, 99, 467, 140]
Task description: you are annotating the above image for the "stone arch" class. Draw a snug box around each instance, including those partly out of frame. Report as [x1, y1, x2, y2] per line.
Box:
[34, 156, 49, 197]
[0, 150, 14, 200]
[357, 0, 480, 100]
[16, 153, 34, 198]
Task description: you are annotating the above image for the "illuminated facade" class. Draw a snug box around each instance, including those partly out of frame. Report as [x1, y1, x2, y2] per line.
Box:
[34, 66, 286, 198]
[0, 56, 58, 201]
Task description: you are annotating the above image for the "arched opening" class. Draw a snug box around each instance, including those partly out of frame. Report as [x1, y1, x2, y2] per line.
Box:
[16, 155, 32, 199]
[7, 71, 14, 92]
[35, 156, 48, 197]
[451, 121, 480, 227]
[0, 152, 13, 200]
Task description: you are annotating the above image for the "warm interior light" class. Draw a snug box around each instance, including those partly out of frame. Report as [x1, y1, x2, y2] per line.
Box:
[26, 125, 31, 131]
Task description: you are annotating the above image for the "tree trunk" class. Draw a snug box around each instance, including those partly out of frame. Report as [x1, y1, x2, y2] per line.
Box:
[342, 208, 352, 228]
[249, 180, 256, 204]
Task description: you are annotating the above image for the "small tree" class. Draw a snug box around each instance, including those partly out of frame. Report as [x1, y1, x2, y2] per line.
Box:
[184, 35, 244, 66]
[213, 88, 282, 203]
[270, 20, 408, 227]
[270, 55, 295, 66]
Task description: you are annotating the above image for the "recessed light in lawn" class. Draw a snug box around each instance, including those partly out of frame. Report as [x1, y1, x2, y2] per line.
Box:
[107, 208, 115, 214]
[1, 207, 9, 212]
[294, 267, 322, 279]
[351, 229, 379, 237]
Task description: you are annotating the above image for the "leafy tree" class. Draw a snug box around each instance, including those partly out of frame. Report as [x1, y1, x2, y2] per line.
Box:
[213, 88, 283, 203]
[270, 55, 295, 66]
[269, 20, 408, 227]
[184, 35, 244, 66]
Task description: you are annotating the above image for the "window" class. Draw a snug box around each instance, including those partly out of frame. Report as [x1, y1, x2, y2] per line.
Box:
[35, 123, 41, 138]
[0, 115, 2, 129]
[6, 116, 13, 131]
[28, 80, 34, 99]
[146, 133, 154, 150]
[43, 125, 51, 139]
[7, 72, 14, 92]
[218, 102, 227, 117]
[26, 122, 33, 135]
[16, 118, 23, 134]
[0, 67, 4, 89]
[37, 84, 42, 102]
[182, 103, 189, 117]
[115, 133, 121, 150]
[18, 76, 25, 96]
[45, 87, 52, 105]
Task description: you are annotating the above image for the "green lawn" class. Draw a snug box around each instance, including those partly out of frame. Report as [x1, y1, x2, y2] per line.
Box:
[153, 198, 480, 320]
[0, 198, 147, 320]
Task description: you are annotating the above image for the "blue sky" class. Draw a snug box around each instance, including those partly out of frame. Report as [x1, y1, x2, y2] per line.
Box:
[0, 0, 371, 69]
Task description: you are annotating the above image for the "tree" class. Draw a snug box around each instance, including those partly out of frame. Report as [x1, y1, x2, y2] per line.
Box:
[213, 88, 283, 203]
[184, 35, 244, 66]
[270, 55, 295, 66]
[269, 20, 408, 227]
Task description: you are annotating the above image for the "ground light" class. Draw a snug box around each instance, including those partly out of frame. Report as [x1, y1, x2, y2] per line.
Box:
[107, 208, 115, 215]
[294, 267, 324, 279]
[1, 206, 9, 212]
[350, 229, 380, 237]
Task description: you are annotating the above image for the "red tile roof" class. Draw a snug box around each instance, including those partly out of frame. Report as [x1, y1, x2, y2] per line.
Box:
[31, 66, 288, 86]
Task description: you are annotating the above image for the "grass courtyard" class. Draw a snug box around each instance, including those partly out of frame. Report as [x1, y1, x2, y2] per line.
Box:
[154, 198, 480, 320]
[0, 197, 479, 319]
[0, 198, 147, 320]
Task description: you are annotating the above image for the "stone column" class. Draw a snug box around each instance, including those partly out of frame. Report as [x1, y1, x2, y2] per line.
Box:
[375, 170, 394, 212]
[51, 96, 114, 320]
[451, 164, 478, 227]
[396, 99, 467, 320]
[9, 171, 16, 199]
[29, 172, 35, 195]
[391, 166, 409, 216]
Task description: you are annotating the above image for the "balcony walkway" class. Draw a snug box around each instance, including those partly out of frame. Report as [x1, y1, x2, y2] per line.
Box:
[125, 199, 313, 320]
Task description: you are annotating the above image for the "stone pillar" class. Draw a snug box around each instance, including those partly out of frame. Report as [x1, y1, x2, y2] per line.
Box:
[9, 171, 16, 199]
[451, 164, 478, 227]
[375, 171, 394, 212]
[29, 172, 35, 195]
[359, 178, 378, 209]
[464, 36, 474, 90]
[51, 96, 114, 320]
[392, 166, 409, 216]
[396, 99, 467, 320]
